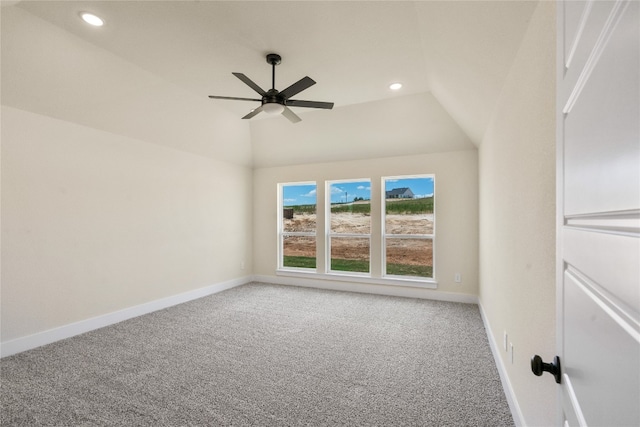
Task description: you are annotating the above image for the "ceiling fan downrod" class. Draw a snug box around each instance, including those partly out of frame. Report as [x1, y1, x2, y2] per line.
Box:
[266, 53, 281, 91]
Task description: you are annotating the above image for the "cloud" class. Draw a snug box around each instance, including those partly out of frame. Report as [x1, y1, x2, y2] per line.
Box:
[302, 189, 316, 197]
[331, 186, 344, 194]
[414, 193, 434, 198]
[284, 198, 297, 202]
[356, 185, 371, 191]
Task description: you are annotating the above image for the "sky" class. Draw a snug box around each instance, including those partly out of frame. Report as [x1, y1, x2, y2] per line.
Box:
[385, 177, 434, 199]
[282, 184, 317, 206]
[328, 181, 371, 204]
[282, 177, 434, 206]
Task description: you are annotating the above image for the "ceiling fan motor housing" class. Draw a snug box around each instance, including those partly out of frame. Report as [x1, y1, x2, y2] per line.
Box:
[263, 89, 284, 106]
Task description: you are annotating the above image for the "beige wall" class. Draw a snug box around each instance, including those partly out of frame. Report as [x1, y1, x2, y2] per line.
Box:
[253, 150, 479, 298]
[1, 106, 253, 342]
[479, 2, 557, 426]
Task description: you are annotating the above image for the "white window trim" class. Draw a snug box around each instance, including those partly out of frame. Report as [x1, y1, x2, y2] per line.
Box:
[278, 181, 317, 271]
[326, 179, 372, 275]
[276, 176, 438, 290]
[381, 174, 436, 280]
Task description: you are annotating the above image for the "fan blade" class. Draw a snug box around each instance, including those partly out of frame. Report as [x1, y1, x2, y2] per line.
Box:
[281, 106, 302, 123]
[208, 95, 262, 102]
[232, 72, 266, 96]
[286, 100, 334, 110]
[279, 76, 316, 99]
[241, 105, 263, 120]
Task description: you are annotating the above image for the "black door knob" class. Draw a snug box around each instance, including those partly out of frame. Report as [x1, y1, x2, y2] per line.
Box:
[531, 355, 561, 384]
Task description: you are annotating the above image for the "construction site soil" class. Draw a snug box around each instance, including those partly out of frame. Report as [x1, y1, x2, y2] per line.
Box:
[283, 213, 433, 266]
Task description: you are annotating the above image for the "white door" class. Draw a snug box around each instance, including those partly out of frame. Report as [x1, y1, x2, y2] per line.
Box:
[555, 0, 639, 426]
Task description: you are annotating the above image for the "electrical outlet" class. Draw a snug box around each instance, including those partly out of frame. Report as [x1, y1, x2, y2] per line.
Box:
[510, 343, 514, 364]
[503, 331, 508, 351]
[455, 273, 461, 283]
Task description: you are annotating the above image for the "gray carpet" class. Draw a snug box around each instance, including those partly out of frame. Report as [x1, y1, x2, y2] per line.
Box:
[1, 282, 513, 426]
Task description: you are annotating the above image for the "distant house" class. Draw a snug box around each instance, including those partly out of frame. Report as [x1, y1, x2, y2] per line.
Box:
[386, 187, 414, 199]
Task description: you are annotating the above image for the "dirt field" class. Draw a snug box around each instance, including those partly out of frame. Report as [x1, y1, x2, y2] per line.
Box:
[283, 213, 433, 266]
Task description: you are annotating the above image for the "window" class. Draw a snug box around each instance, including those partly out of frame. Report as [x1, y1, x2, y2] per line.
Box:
[279, 182, 317, 270]
[278, 175, 436, 286]
[383, 176, 434, 279]
[327, 180, 371, 274]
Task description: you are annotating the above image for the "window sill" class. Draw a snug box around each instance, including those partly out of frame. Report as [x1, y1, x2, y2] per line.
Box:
[276, 269, 438, 289]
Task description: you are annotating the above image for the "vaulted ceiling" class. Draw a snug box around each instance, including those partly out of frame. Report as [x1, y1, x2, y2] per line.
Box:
[1, 1, 538, 167]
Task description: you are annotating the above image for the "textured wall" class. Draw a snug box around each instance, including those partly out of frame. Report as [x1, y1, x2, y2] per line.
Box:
[1, 106, 253, 342]
[478, 2, 557, 425]
[253, 150, 479, 298]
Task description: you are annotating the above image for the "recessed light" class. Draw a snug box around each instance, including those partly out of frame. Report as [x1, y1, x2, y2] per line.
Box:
[389, 83, 403, 91]
[80, 12, 104, 27]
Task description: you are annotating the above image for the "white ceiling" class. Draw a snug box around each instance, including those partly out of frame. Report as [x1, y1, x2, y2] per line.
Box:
[1, 1, 538, 167]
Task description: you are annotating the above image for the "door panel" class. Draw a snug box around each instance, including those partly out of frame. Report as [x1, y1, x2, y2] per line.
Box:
[563, 227, 640, 310]
[562, 0, 640, 215]
[564, 268, 639, 426]
[557, 0, 639, 426]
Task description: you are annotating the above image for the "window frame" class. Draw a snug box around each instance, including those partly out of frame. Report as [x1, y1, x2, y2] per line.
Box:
[277, 181, 317, 272]
[325, 178, 372, 276]
[381, 174, 436, 280]
[275, 177, 437, 289]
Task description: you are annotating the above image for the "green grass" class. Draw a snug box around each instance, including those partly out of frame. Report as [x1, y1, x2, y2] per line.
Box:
[284, 204, 316, 215]
[283, 256, 371, 273]
[330, 258, 370, 273]
[330, 203, 371, 214]
[385, 197, 434, 214]
[284, 256, 432, 278]
[386, 263, 433, 278]
[283, 255, 316, 269]
[285, 197, 433, 216]
[329, 197, 434, 215]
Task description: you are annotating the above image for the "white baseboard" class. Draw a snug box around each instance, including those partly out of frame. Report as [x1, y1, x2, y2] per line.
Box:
[253, 274, 478, 304]
[478, 300, 525, 427]
[0, 276, 251, 358]
[1, 274, 477, 357]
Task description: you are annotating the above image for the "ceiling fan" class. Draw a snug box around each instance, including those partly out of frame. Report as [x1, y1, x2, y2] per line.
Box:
[208, 53, 334, 123]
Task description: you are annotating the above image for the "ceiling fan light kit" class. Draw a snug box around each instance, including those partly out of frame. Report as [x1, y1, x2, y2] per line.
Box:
[209, 53, 334, 123]
[262, 103, 285, 115]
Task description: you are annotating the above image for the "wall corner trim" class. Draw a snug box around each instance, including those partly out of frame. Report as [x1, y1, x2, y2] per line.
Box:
[478, 300, 526, 426]
[0, 276, 252, 358]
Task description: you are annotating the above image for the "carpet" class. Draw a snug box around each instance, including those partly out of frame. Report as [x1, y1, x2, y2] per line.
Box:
[1, 282, 513, 426]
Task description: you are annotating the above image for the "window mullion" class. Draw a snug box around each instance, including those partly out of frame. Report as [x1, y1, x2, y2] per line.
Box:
[329, 232, 371, 238]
